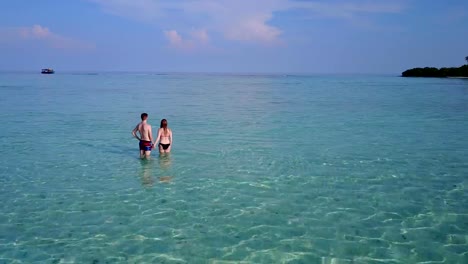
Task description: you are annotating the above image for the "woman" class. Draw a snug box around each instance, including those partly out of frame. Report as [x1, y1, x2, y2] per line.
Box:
[154, 119, 173, 153]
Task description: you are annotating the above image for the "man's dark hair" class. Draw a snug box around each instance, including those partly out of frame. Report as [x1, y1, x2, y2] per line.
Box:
[141, 113, 148, 120]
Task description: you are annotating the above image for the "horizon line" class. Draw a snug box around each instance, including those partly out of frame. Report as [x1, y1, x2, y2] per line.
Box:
[0, 70, 401, 76]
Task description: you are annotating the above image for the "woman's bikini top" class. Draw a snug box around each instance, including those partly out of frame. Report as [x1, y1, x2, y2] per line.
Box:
[160, 129, 170, 138]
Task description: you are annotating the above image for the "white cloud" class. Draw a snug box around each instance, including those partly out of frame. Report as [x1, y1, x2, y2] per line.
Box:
[20, 25, 52, 39]
[0, 25, 94, 51]
[164, 30, 183, 46]
[164, 29, 211, 50]
[223, 14, 281, 43]
[179, 0, 285, 43]
[164, 30, 191, 50]
[191, 29, 209, 44]
[89, 0, 406, 44]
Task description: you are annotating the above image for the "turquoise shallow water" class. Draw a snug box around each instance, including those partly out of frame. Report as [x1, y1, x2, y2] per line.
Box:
[0, 73, 467, 263]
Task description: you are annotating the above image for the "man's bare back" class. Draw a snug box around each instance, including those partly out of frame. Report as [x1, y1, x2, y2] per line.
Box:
[134, 122, 152, 141]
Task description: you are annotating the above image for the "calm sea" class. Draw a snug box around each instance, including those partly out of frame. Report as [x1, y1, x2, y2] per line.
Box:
[0, 73, 467, 263]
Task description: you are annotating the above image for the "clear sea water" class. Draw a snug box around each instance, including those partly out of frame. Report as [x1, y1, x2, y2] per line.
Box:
[0, 73, 467, 263]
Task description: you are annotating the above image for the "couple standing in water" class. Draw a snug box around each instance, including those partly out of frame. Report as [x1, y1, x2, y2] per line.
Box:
[132, 113, 173, 159]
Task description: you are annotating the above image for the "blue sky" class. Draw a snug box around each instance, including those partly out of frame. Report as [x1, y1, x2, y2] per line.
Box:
[0, 0, 467, 73]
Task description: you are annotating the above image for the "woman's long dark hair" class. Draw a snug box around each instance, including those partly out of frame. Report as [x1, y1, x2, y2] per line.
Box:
[160, 119, 168, 135]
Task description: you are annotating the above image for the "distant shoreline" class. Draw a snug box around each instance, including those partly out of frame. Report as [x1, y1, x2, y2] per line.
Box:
[402, 65, 468, 78]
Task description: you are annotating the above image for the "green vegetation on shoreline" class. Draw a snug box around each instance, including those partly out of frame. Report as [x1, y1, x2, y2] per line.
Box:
[402, 56, 468, 77]
[402, 65, 468, 78]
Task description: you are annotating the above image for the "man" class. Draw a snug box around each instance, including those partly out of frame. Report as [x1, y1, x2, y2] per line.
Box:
[132, 113, 153, 159]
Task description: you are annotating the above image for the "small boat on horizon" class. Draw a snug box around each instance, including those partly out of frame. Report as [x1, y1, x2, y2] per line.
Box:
[41, 68, 55, 74]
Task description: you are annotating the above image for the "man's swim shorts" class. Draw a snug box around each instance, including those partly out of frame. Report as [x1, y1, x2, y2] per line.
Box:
[139, 140, 153, 151]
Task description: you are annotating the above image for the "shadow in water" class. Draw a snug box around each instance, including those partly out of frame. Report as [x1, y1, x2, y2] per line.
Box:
[158, 154, 173, 183]
[139, 158, 155, 188]
[138, 154, 174, 187]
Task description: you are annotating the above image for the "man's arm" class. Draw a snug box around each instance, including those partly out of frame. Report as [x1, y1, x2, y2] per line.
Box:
[148, 126, 153, 144]
[153, 128, 161, 145]
[132, 125, 141, 140]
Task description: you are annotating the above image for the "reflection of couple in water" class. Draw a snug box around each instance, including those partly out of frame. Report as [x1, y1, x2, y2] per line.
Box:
[139, 154, 173, 187]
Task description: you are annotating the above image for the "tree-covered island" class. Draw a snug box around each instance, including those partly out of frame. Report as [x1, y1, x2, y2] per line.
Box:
[402, 56, 468, 77]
